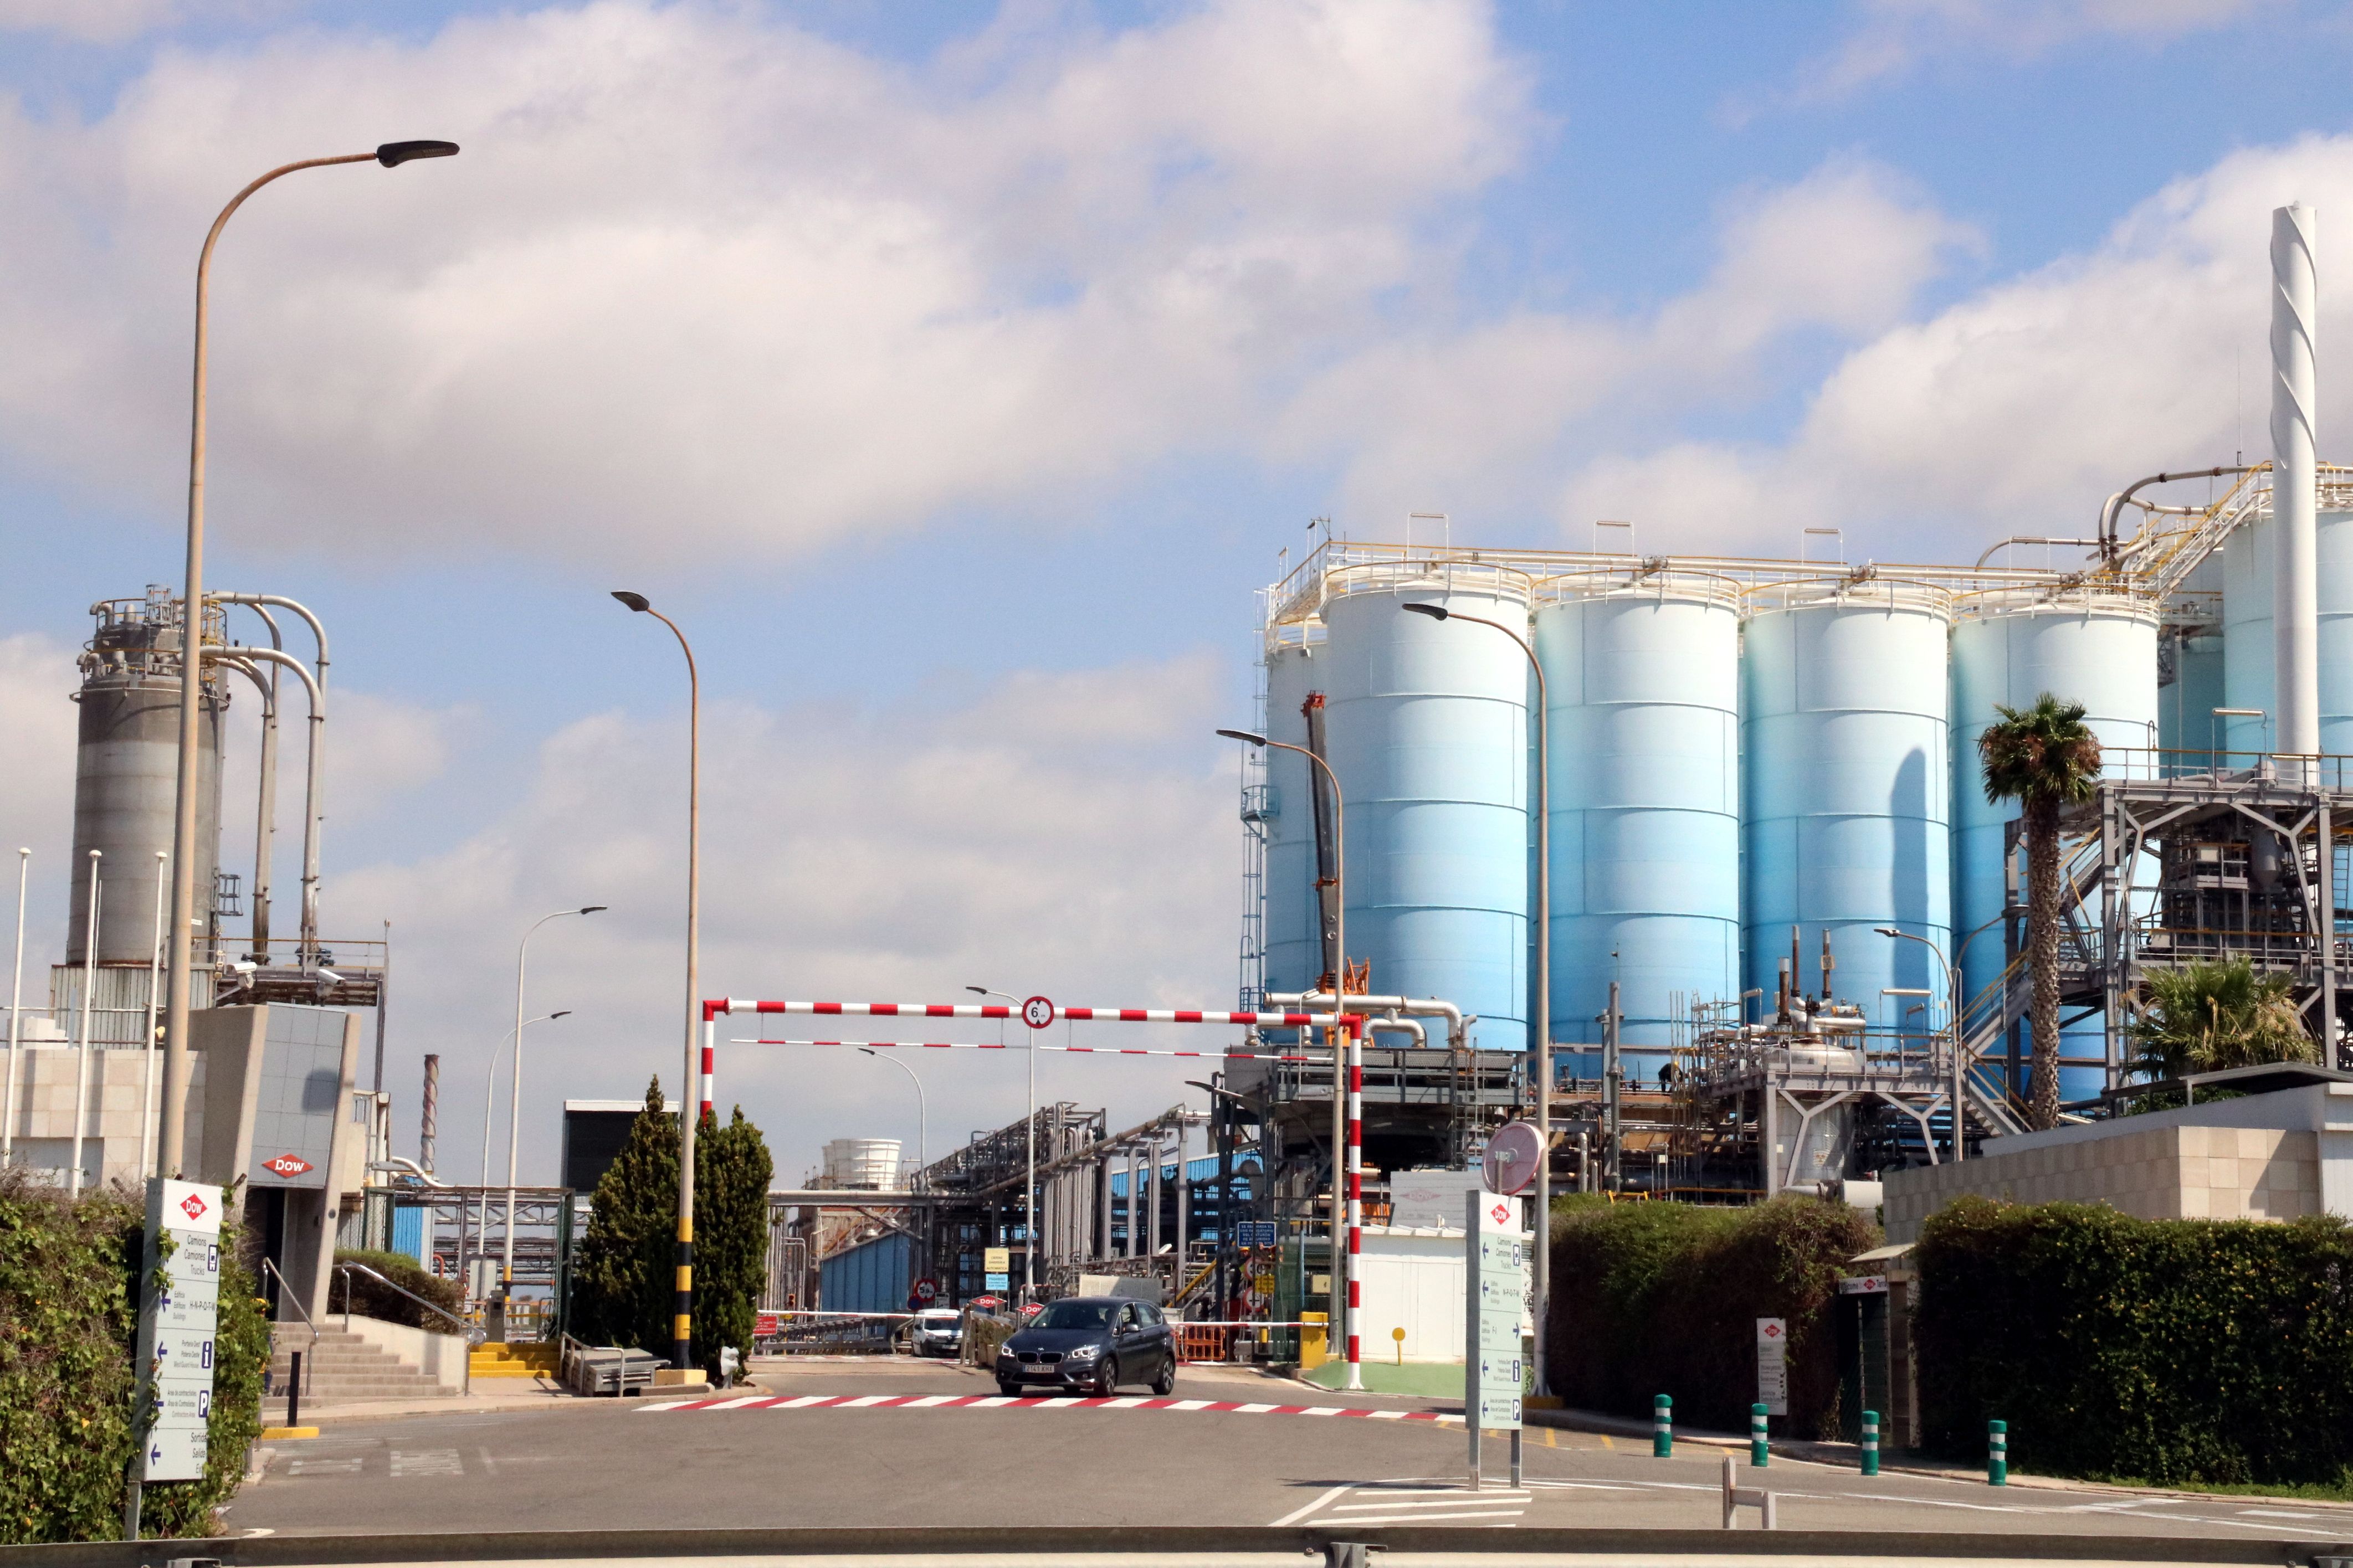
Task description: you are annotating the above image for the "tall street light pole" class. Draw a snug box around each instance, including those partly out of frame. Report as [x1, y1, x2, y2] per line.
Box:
[503, 907, 605, 1298]
[1401, 601, 1552, 1396]
[157, 139, 460, 1180]
[967, 985, 1030, 1295]
[475, 1009, 567, 1298]
[857, 1048, 926, 1179]
[613, 590, 701, 1376]
[1217, 728, 1359, 1389]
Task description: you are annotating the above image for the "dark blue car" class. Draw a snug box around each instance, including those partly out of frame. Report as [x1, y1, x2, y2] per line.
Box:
[994, 1296, 1176, 1397]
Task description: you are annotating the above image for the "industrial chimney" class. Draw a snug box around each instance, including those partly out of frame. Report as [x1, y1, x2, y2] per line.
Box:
[2273, 203, 2321, 773]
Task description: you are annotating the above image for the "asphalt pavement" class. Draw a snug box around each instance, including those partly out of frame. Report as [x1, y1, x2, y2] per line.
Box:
[223, 1356, 2353, 1544]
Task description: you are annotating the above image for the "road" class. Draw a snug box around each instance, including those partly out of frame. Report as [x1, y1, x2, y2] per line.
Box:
[227, 1357, 2353, 1544]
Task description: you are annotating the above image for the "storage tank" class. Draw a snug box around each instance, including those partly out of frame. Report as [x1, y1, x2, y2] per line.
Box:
[1321, 564, 1532, 1053]
[1950, 588, 2159, 1102]
[2158, 554, 2225, 760]
[68, 588, 227, 967]
[1534, 568, 1741, 1079]
[821, 1137, 903, 1190]
[1742, 579, 1952, 1015]
[2219, 507, 2353, 755]
[1260, 633, 1324, 1004]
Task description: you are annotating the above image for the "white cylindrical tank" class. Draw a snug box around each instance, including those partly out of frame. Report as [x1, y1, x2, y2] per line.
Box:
[822, 1138, 903, 1190]
[1742, 580, 1952, 1014]
[2223, 520, 2276, 755]
[1260, 634, 1323, 1004]
[1321, 564, 1532, 1053]
[1950, 589, 2159, 1101]
[2159, 552, 2224, 759]
[1534, 569, 1740, 1077]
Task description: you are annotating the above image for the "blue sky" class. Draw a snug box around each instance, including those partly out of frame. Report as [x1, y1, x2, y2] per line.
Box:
[5, 0, 2352, 1182]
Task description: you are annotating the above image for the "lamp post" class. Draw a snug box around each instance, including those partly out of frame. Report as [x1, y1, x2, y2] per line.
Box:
[967, 985, 1031, 1296]
[1217, 727, 1361, 1390]
[857, 1048, 927, 1181]
[4, 848, 26, 1166]
[1400, 599, 1554, 1396]
[157, 139, 460, 1180]
[612, 590, 701, 1375]
[503, 907, 605, 1294]
[476, 1010, 567, 1307]
[1876, 926, 1964, 1163]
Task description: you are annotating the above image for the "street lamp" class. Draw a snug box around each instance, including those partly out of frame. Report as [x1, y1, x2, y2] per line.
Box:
[967, 984, 1033, 1296]
[613, 589, 701, 1377]
[1875, 927, 1964, 1163]
[504, 908, 605, 1297]
[1398, 599, 1556, 1396]
[158, 140, 460, 1180]
[1216, 726, 1360, 1390]
[477, 1010, 567, 1305]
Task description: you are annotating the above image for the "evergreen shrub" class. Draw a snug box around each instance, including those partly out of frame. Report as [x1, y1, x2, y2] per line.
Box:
[0, 1168, 268, 1544]
[1914, 1196, 2353, 1487]
[1545, 1194, 1878, 1440]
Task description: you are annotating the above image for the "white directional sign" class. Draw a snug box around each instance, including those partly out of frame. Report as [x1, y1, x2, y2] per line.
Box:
[1755, 1316, 1789, 1417]
[1465, 1189, 1525, 1432]
[135, 1179, 223, 1482]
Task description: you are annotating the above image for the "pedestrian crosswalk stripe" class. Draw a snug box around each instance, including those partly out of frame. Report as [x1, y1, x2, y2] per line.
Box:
[638, 1392, 1455, 1423]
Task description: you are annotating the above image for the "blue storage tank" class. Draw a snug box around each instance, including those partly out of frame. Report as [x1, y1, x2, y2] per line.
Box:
[1535, 569, 1741, 1078]
[2223, 508, 2353, 756]
[2160, 625, 2226, 758]
[1950, 589, 2158, 1102]
[2323, 509, 2353, 755]
[1322, 565, 1532, 1053]
[1261, 634, 1324, 1005]
[1742, 580, 1952, 1014]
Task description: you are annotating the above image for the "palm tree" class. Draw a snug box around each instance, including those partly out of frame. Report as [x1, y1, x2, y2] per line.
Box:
[2130, 959, 2315, 1085]
[1980, 694, 2103, 1130]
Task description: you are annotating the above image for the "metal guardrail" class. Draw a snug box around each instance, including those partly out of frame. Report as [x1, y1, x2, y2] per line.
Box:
[17, 1524, 2352, 1566]
[259, 1256, 314, 1399]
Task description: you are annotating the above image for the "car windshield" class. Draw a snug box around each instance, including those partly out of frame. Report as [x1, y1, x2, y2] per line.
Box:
[1032, 1300, 1116, 1330]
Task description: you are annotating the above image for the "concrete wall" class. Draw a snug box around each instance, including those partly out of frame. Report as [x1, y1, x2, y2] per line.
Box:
[1884, 1083, 2351, 1243]
[337, 1312, 469, 1393]
[1, 1044, 206, 1190]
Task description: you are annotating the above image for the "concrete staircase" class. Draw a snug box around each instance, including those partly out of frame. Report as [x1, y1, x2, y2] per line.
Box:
[269, 1324, 455, 1405]
[471, 1340, 560, 1380]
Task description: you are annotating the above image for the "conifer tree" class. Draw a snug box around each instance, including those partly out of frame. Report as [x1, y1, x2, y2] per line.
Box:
[571, 1078, 678, 1349]
[695, 1106, 775, 1375]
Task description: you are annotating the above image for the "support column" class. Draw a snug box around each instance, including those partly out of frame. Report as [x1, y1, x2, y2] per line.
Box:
[2321, 801, 2341, 1067]
[1173, 1120, 1190, 1273]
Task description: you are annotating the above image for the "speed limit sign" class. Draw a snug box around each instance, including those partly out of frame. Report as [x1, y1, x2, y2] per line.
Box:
[1022, 996, 1055, 1030]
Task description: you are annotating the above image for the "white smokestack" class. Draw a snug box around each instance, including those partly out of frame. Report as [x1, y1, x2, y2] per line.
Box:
[2272, 202, 2320, 764]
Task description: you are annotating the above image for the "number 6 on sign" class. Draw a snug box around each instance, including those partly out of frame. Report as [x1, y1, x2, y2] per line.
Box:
[1022, 996, 1055, 1030]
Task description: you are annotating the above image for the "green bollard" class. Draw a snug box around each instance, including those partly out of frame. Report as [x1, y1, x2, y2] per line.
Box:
[1652, 1394, 1673, 1457]
[1860, 1409, 1880, 1477]
[1750, 1402, 1769, 1467]
[1987, 1418, 2007, 1486]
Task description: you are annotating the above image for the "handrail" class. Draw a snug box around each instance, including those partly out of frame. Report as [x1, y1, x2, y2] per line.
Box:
[336, 1259, 486, 1345]
[260, 1256, 316, 1398]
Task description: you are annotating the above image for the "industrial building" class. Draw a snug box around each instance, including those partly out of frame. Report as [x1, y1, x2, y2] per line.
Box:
[1232, 206, 2353, 1204]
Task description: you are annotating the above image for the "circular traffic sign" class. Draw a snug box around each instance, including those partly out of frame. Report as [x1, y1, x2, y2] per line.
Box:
[912, 1278, 938, 1304]
[1482, 1120, 1544, 1196]
[1022, 995, 1055, 1030]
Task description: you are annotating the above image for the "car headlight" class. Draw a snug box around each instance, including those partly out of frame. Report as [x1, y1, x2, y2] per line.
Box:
[1065, 1343, 1100, 1361]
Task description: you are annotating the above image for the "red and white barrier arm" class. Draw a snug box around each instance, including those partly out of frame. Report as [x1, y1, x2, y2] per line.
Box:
[1344, 1013, 1363, 1391]
[730, 1038, 1330, 1062]
[702, 999, 1336, 1026]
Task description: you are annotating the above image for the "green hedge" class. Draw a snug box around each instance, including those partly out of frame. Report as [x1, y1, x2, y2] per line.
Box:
[330, 1249, 463, 1334]
[1545, 1195, 1879, 1440]
[0, 1169, 269, 1544]
[1915, 1197, 2353, 1487]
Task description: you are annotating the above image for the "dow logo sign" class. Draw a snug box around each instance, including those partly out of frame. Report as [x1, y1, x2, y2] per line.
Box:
[178, 1192, 209, 1221]
[263, 1154, 312, 1179]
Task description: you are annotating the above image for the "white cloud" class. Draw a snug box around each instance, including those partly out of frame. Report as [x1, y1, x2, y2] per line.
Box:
[0, 633, 79, 978]
[0, 0, 1529, 567]
[334, 652, 1239, 1181]
[1557, 133, 2353, 560]
[1277, 158, 1978, 523]
[1759, 0, 2271, 112]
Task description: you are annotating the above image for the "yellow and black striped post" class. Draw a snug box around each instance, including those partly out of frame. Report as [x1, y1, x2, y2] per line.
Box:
[673, 1213, 694, 1373]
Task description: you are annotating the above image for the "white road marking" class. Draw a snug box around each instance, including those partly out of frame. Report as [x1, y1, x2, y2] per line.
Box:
[839, 1395, 893, 1408]
[967, 1396, 1018, 1408]
[389, 1449, 462, 1479]
[2239, 1508, 2322, 1519]
[1234, 1402, 1278, 1413]
[704, 1395, 767, 1410]
[1329, 1508, 1525, 1524]
[1332, 1495, 1529, 1511]
[287, 1457, 362, 1477]
[901, 1395, 959, 1408]
[773, 1395, 831, 1408]
[1100, 1397, 1147, 1409]
[1167, 1399, 1213, 1411]
[1269, 1484, 1355, 1526]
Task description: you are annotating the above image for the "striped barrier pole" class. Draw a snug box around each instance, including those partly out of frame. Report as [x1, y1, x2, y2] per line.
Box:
[1860, 1409, 1879, 1476]
[1988, 1418, 2007, 1485]
[1750, 1402, 1769, 1467]
[1652, 1394, 1672, 1457]
[1343, 1013, 1363, 1391]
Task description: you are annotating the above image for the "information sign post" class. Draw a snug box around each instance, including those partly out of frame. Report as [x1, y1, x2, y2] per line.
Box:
[1465, 1189, 1526, 1490]
[1756, 1316, 1789, 1418]
[127, 1178, 224, 1538]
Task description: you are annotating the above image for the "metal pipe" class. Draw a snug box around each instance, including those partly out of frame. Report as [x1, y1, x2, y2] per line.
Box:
[2273, 205, 2321, 768]
[507, 911, 601, 1292]
[226, 602, 283, 955]
[207, 646, 321, 960]
[421, 1053, 439, 1175]
[141, 851, 166, 1176]
[1973, 537, 2101, 569]
[70, 851, 100, 1194]
[1268, 990, 1463, 1049]
[4, 849, 25, 1164]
